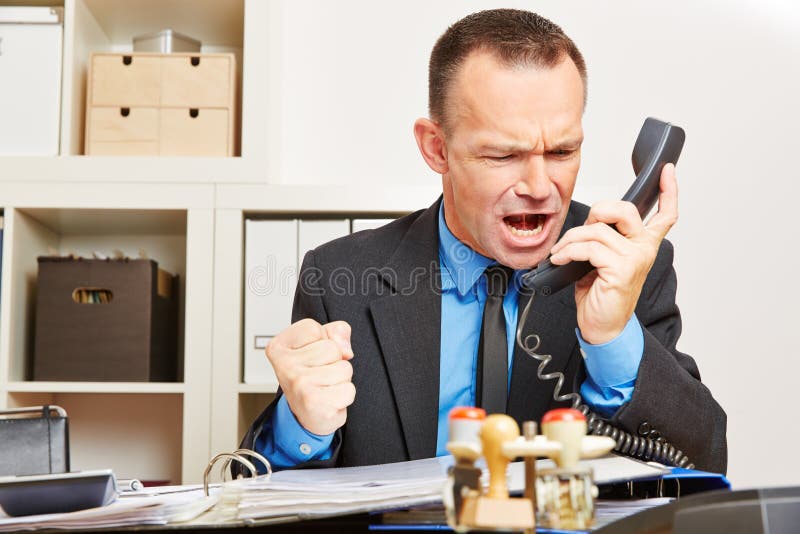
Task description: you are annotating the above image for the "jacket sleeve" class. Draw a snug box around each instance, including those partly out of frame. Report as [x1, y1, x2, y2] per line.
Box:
[610, 239, 728, 474]
[235, 250, 344, 475]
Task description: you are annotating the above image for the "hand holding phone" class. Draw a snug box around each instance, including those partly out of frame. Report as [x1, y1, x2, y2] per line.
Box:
[521, 118, 683, 343]
[521, 117, 685, 295]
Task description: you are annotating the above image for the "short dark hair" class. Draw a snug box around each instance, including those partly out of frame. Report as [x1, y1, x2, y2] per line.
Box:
[428, 9, 587, 130]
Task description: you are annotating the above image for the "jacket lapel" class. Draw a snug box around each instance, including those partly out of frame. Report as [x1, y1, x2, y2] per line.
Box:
[369, 200, 442, 460]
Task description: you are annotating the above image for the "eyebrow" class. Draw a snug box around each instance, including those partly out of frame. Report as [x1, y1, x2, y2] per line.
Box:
[477, 137, 583, 153]
[547, 137, 584, 151]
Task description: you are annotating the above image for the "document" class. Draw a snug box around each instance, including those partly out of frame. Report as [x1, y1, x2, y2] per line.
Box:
[0, 489, 216, 532]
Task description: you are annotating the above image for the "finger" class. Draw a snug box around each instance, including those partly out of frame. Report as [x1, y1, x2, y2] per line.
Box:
[550, 222, 630, 258]
[308, 360, 353, 386]
[581, 200, 644, 238]
[274, 318, 327, 350]
[645, 163, 679, 239]
[326, 381, 357, 410]
[550, 240, 618, 271]
[323, 321, 354, 360]
[292, 339, 344, 367]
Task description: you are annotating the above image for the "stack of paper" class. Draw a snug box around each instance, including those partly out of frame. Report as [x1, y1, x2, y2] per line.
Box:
[0, 489, 216, 532]
[231, 456, 453, 523]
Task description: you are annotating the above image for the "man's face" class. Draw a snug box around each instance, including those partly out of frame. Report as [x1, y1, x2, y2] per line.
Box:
[440, 51, 584, 269]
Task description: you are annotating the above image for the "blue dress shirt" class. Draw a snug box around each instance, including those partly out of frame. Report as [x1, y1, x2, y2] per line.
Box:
[256, 205, 645, 468]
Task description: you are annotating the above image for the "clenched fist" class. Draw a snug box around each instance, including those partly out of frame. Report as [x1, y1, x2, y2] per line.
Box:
[266, 319, 356, 436]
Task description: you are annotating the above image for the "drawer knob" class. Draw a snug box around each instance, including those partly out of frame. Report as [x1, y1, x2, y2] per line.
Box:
[122, 55, 132, 66]
[120, 107, 130, 117]
[190, 56, 200, 67]
[189, 108, 199, 118]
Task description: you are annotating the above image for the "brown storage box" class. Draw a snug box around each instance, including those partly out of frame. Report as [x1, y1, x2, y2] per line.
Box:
[33, 257, 179, 382]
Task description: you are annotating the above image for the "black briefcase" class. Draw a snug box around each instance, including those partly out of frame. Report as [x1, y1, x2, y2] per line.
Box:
[0, 406, 70, 476]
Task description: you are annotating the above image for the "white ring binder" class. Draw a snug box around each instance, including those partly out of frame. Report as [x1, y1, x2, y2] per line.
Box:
[203, 448, 272, 497]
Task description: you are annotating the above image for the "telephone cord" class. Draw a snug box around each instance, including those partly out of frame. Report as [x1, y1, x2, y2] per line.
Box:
[515, 292, 694, 469]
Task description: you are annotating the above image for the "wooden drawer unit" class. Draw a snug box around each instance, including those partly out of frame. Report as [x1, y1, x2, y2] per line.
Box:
[91, 54, 161, 106]
[87, 106, 159, 156]
[88, 107, 159, 142]
[85, 52, 236, 156]
[160, 108, 230, 156]
[161, 55, 234, 107]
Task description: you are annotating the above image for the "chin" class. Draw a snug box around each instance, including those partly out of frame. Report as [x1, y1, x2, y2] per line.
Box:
[489, 248, 548, 271]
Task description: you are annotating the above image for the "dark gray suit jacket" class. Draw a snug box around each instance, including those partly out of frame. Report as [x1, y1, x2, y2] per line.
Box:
[240, 199, 727, 474]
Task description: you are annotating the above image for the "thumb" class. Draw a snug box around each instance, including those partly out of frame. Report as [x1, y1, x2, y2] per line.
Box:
[323, 321, 354, 360]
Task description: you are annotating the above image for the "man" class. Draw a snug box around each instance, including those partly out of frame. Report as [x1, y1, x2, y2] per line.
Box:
[240, 9, 727, 473]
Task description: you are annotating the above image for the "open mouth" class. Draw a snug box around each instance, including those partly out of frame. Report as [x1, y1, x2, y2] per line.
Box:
[503, 213, 546, 237]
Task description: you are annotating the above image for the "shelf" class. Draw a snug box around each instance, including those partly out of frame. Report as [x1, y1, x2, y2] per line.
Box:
[6, 381, 185, 394]
[0, 156, 254, 184]
[0, 181, 215, 210]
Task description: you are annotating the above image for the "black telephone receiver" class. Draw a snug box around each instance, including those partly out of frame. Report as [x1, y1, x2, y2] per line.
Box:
[521, 117, 685, 295]
[515, 118, 693, 468]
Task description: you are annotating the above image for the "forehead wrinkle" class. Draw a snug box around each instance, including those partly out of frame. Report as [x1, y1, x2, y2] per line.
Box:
[446, 53, 583, 152]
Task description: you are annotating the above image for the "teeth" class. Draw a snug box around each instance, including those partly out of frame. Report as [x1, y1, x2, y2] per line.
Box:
[507, 221, 543, 237]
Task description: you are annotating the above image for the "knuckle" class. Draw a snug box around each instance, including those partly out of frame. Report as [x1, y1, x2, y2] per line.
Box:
[329, 320, 352, 338]
[296, 318, 325, 339]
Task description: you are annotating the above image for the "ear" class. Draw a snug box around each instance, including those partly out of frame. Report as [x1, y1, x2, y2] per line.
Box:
[413, 118, 449, 174]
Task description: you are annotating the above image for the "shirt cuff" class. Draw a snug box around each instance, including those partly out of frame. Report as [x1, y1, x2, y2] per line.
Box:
[576, 314, 644, 387]
[254, 396, 334, 470]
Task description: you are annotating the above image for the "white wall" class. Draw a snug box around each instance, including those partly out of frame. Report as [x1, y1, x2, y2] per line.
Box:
[266, 0, 800, 489]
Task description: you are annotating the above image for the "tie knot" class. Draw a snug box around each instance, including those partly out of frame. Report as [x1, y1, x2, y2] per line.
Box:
[484, 265, 514, 297]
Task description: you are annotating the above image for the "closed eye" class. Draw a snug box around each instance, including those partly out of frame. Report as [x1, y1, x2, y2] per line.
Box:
[548, 148, 577, 159]
[487, 154, 514, 161]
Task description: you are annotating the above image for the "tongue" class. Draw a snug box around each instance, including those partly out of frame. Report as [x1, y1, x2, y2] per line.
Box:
[506, 214, 541, 231]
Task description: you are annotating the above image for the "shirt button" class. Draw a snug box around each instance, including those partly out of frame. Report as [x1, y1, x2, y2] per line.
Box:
[299, 443, 312, 455]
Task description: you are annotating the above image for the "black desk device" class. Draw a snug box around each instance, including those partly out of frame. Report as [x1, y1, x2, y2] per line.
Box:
[596, 486, 800, 534]
[521, 117, 685, 295]
[0, 469, 117, 516]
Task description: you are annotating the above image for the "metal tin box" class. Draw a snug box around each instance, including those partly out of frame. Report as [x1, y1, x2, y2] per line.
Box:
[133, 29, 201, 53]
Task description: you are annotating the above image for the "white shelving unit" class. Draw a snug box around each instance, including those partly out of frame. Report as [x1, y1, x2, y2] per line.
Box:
[0, 0, 439, 484]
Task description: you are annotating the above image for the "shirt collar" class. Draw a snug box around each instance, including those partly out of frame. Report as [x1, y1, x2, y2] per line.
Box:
[438, 203, 494, 296]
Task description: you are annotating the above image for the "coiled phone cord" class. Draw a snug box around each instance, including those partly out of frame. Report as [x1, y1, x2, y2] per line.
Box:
[515, 292, 694, 469]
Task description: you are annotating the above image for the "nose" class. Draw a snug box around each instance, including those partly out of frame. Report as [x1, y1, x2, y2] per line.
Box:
[514, 154, 551, 200]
